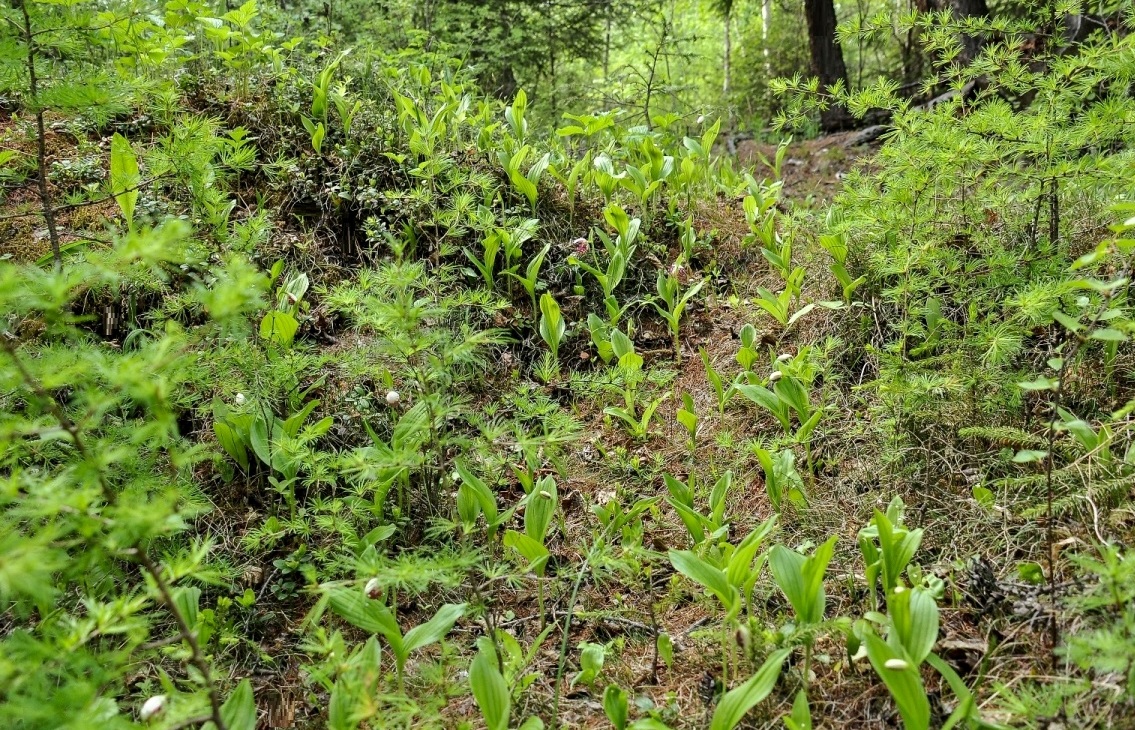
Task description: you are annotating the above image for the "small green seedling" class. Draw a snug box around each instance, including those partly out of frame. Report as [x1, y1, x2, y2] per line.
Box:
[505, 242, 551, 314]
[327, 588, 465, 691]
[663, 470, 734, 546]
[769, 536, 838, 691]
[857, 496, 923, 610]
[571, 641, 607, 688]
[651, 268, 706, 362]
[736, 373, 821, 446]
[736, 324, 759, 372]
[701, 347, 738, 413]
[708, 648, 792, 730]
[470, 641, 510, 730]
[110, 133, 140, 232]
[668, 516, 778, 621]
[753, 446, 806, 513]
[676, 392, 698, 449]
[603, 684, 674, 730]
[455, 459, 511, 541]
[818, 210, 866, 303]
[603, 332, 666, 439]
[504, 476, 559, 624]
[538, 293, 567, 365]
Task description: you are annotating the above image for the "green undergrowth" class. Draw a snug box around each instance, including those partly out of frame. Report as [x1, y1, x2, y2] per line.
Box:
[3, 3, 1135, 730]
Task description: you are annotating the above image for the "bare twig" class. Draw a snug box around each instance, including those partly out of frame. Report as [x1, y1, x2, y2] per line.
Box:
[14, 0, 62, 268]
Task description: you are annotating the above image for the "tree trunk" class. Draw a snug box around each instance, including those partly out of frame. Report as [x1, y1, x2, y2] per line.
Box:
[940, 0, 989, 63]
[722, 16, 731, 95]
[762, 0, 771, 71]
[804, 0, 851, 131]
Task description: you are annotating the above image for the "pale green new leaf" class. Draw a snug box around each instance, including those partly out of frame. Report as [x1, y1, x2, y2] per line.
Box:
[110, 133, 140, 230]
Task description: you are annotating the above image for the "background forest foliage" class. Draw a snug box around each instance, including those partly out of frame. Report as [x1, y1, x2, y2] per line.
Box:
[2, 1, 1135, 729]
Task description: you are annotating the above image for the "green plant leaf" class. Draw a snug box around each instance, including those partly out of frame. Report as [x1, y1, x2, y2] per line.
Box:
[736, 384, 791, 430]
[889, 587, 939, 665]
[328, 589, 401, 645]
[259, 310, 299, 347]
[603, 684, 628, 730]
[669, 549, 736, 615]
[403, 603, 466, 655]
[470, 647, 510, 730]
[863, 629, 930, 730]
[213, 420, 249, 471]
[110, 133, 140, 230]
[217, 679, 256, 730]
[783, 689, 813, 730]
[708, 648, 792, 730]
[504, 530, 550, 575]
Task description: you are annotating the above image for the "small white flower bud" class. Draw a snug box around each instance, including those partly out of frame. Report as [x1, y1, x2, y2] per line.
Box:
[234, 393, 246, 406]
[386, 390, 400, 406]
[893, 585, 906, 594]
[768, 371, 783, 382]
[884, 658, 910, 670]
[538, 490, 553, 500]
[364, 577, 382, 599]
[696, 115, 706, 124]
[776, 353, 792, 362]
[141, 695, 167, 721]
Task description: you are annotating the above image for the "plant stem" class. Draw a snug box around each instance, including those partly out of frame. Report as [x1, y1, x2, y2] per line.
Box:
[16, 0, 62, 269]
[803, 640, 813, 694]
[537, 576, 546, 630]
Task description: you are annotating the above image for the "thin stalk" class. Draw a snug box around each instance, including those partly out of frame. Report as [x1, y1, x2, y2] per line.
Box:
[537, 575, 546, 630]
[721, 622, 730, 685]
[802, 640, 813, 694]
[15, 0, 62, 268]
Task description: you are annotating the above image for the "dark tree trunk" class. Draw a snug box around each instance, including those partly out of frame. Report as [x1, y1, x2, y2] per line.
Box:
[944, 0, 989, 63]
[804, 0, 850, 132]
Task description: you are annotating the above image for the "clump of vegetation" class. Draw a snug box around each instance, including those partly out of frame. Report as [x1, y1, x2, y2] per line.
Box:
[3, 1, 1135, 729]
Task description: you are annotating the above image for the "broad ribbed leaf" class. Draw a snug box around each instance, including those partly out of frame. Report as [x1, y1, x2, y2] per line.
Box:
[403, 603, 465, 655]
[669, 550, 735, 614]
[110, 133, 139, 229]
[456, 459, 498, 530]
[259, 310, 299, 347]
[470, 648, 510, 730]
[524, 476, 557, 543]
[890, 587, 939, 665]
[774, 376, 810, 419]
[783, 689, 812, 730]
[801, 535, 837, 624]
[736, 384, 791, 430]
[504, 530, 550, 575]
[213, 420, 249, 471]
[218, 679, 256, 730]
[328, 679, 354, 730]
[726, 516, 777, 587]
[328, 589, 401, 646]
[708, 648, 791, 730]
[603, 685, 628, 730]
[864, 630, 930, 730]
[769, 544, 808, 620]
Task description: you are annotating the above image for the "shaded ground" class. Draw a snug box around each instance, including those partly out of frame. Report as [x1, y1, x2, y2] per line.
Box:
[735, 131, 879, 204]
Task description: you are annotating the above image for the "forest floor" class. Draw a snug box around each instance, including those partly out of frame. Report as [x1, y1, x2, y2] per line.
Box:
[1, 116, 1062, 729]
